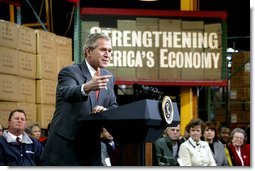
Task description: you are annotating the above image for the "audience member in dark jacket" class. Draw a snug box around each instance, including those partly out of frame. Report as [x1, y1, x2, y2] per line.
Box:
[153, 124, 182, 166]
[0, 109, 45, 166]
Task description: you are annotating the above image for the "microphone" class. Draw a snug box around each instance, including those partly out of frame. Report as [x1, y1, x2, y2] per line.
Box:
[133, 83, 163, 100]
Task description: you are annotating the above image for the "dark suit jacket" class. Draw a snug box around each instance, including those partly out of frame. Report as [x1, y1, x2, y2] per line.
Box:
[40, 60, 118, 166]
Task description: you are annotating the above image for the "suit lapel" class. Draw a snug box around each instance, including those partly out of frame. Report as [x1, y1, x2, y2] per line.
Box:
[79, 60, 98, 107]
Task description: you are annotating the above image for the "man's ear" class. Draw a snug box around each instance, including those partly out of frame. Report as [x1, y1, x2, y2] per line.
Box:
[85, 48, 92, 58]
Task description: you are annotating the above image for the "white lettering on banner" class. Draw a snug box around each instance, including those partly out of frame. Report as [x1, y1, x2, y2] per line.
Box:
[159, 49, 220, 69]
[109, 51, 155, 68]
[91, 27, 221, 69]
[90, 27, 218, 49]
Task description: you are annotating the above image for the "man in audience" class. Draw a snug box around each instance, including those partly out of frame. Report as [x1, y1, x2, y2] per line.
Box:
[0, 109, 45, 166]
[153, 124, 182, 166]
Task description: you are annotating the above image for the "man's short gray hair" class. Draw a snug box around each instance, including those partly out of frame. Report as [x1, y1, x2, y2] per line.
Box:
[83, 32, 111, 57]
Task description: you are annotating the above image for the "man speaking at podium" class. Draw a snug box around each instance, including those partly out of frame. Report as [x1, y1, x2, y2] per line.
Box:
[40, 33, 118, 166]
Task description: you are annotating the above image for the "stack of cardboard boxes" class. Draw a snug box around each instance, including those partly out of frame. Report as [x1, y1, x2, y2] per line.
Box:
[229, 51, 250, 124]
[0, 20, 73, 129]
[214, 51, 250, 125]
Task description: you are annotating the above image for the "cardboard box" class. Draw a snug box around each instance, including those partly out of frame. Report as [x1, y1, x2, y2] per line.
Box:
[231, 72, 250, 87]
[182, 21, 204, 30]
[58, 58, 73, 73]
[204, 23, 222, 34]
[36, 29, 56, 56]
[18, 51, 36, 79]
[0, 20, 18, 49]
[203, 48, 222, 80]
[17, 25, 36, 53]
[230, 87, 250, 100]
[36, 54, 58, 81]
[37, 104, 54, 129]
[231, 51, 250, 64]
[204, 23, 222, 48]
[181, 49, 204, 80]
[231, 62, 250, 73]
[136, 17, 159, 26]
[230, 110, 250, 123]
[0, 102, 18, 128]
[18, 102, 37, 127]
[55, 35, 72, 61]
[19, 77, 35, 103]
[36, 79, 57, 104]
[0, 46, 18, 76]
[159, 48, 181, 80]
[81, 21, 99, 47]
[0, 74, 19, 102]
[0, 101, 37, 128]
[159, 19, 182, 31]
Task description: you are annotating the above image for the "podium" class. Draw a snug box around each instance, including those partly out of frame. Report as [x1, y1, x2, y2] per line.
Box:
[80, 99, 180, 165]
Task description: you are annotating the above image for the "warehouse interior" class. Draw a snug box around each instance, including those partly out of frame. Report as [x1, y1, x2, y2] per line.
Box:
[0, 0, 251, 138]
[0, 0, 251, 166]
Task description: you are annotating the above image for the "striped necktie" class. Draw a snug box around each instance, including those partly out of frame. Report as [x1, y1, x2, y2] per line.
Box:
[16, 137, 21, 144]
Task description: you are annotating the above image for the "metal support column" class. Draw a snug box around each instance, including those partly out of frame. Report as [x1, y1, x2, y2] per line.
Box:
[180, 87, 198, 134]
[73, 1, 81, 63]
[180, 0, 199, 135]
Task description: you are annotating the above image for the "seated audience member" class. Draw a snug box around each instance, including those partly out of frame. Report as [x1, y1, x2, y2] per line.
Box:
[29, 123, 42, 140]
[40, 123, 51, 147]
[227, 128, 250, 166]
[0, 109, 45, 166]
[218, 125, 233, 166]
[153, 124, 182, 166]
[178, 118, 216, 166]
[29, 123, 47, 146]
[203, 122, 228, 166]
[101, 142, 111, 166]
[100, 127, 121, 166]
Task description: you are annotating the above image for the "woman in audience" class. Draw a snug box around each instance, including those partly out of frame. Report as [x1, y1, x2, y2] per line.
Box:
[228, 128, 250, 166]
[178, 118, 216, 166]
[203, 122, 228, 166]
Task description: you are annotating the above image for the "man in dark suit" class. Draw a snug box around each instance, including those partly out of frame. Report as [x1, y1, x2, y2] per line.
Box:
[40, 32, 118, 166]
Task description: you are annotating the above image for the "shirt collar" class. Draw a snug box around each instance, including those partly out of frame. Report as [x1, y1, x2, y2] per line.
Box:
[188, 137, 200, 147]
[85, 59, 96, 77]
[7, 131, 23, 142]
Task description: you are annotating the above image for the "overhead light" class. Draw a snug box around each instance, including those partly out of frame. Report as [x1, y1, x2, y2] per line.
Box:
[227, 47, 238, 53]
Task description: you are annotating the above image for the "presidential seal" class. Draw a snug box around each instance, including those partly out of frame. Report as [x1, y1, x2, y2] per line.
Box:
[161, 96, 174, 124]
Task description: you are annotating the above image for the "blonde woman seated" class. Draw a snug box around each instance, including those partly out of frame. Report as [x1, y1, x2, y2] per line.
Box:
[178, 118, 216, 166]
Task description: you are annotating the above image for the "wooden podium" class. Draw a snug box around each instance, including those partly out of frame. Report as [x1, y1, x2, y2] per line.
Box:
[80, 99, 180, 166]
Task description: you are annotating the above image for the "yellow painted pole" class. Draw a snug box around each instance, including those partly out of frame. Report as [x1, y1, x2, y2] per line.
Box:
[181, 0, 199, 11]
[180, 87, 196, 135]
[9, 5, 15, 23]
[180, 0, 199, 135]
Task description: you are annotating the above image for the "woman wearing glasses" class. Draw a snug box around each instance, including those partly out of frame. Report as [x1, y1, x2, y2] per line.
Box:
[227, 128, 250, 166]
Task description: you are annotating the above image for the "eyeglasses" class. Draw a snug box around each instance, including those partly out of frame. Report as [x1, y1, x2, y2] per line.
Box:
[233, 137, 244, 140]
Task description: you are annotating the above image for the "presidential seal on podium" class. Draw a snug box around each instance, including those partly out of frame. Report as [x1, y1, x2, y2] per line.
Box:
[161, 96, 174, 125]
